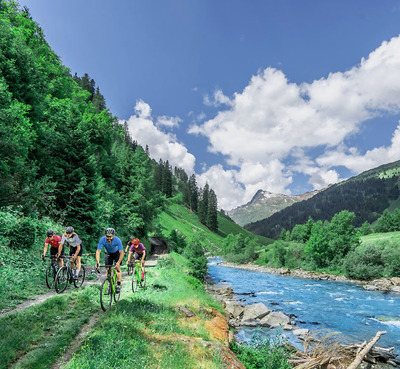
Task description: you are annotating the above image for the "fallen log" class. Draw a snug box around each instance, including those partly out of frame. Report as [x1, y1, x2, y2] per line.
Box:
[347, 331, 387, 369]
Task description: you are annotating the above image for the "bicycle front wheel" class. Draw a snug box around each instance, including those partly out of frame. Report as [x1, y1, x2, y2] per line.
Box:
[140, 272, 146, 289]
[74, 265, 86, 288]
[132, 271, 139, 293]
[100, 278, 113, 311]
[55, 266, 69, 293]
[127, 263, 133, 276]
[45, 263, 56, 289]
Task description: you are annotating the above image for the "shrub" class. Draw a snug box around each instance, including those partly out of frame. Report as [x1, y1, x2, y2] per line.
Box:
[343, 244, 385, 280]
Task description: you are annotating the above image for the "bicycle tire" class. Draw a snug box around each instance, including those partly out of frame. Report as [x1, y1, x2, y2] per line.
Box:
[100, 277, 113, 311]
[114, 283, 121, 303]
[140, 272, 146, 288]
[55, 266, 69, 293]
[74, 265, 86, 288]
[45, 263, 56, 289]
[127, 263, 133, 276]
[132, 270, 139, 293]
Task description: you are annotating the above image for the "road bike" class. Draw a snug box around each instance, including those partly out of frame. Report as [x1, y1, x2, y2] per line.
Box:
[131, 259, 146, 293]
[54, 256, 86, 293]
[43, 255, 60, 289]
[98, 265, 121, 311]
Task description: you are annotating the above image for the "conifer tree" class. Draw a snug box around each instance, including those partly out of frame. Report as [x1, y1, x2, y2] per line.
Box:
[162, 160, 173, 198]
[206, 189, 218, 231]
[188, 174, 198, 212]
[198, 183, 209, 224]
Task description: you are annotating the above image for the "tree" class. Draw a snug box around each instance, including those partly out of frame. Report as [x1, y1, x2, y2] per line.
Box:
[188, 174, 198, 212]
[198, 183, 209, 224]
[184, 234, 208, 280]
[305, 221, 330, 267]
[206, 189, 218, 231]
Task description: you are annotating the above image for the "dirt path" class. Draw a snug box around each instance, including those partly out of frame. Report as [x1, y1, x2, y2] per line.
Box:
[51, 314, 99, 369]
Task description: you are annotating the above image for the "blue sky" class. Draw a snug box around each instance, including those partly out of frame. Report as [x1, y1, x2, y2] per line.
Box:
[22, 0, 400, 210]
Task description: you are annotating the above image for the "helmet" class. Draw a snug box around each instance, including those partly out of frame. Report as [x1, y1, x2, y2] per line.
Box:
[46, 229, 54, 237]
[105, 228, 115, 236]
[132, 238, 140, 245]
[65, 226, 74, 234]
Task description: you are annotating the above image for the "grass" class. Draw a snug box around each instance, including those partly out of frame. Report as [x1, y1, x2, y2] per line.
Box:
[360, 230, 400, 245]
[0, 286, 99, 369]
[64, 253, 228, 369]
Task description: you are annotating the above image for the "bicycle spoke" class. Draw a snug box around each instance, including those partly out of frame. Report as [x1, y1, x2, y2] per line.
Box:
[55, 267, 69, 293]
[74, 265, 86, 288]
[100, 278, 113, 311]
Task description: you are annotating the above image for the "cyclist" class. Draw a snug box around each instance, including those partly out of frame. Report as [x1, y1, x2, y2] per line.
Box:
[60, 226, 83, 280]
[126, 238, 146, 281]
[42, 229, 64, 268]
[96, 228, 124, 293]
[124, 236, 135, 254]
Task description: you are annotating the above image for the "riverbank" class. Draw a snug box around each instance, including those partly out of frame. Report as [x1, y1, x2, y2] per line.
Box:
[218, 261, 400, 294]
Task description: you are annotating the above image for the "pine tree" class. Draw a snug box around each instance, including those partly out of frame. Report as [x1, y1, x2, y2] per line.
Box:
[162, 160, 172, 198]
[206, 189, 218, 231]
[188, 174, 198, 212]
[198, 183, 209, 224]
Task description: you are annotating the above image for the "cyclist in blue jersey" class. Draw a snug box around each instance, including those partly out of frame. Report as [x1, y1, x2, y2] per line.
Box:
[96, 228, 124, 293]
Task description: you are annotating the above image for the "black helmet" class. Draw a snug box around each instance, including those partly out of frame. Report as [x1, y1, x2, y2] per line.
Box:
[46, 229, 54, 237]
[105, 227, 115, 236]
[66, 226, 74, 234]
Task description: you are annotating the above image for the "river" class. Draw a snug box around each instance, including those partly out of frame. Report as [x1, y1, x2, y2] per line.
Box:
[207, 258, 400, 353]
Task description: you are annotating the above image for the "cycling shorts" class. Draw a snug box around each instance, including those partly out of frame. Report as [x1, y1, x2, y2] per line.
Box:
[133, 252, 145, 260]
[50, 246, 64, 256]
[105, 251, 120, 266]
[69, 245, 83, 257]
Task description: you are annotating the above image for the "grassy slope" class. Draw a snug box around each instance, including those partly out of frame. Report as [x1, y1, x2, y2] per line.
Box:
[1, 253, 235, 369]
[361, 230, 400, 245]
[158, 203, 273, 253]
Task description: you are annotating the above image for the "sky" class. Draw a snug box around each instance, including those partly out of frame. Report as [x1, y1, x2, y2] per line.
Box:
[22, 0, 400, 210]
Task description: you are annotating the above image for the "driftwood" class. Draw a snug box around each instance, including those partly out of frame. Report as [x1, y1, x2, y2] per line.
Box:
[347, 331, 386, 369]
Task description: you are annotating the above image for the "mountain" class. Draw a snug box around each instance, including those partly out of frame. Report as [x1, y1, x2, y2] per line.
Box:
[227, 189, 320, 226]
[245, 160, 400, 239]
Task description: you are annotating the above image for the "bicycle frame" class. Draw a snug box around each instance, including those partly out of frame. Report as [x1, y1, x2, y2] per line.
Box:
[98, 264, 121, 311]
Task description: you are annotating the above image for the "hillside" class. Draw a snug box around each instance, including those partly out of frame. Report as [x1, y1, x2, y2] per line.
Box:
[158, 203, 273, 254]
[227, 189, 319, 226]
[246, 160, 400, 239]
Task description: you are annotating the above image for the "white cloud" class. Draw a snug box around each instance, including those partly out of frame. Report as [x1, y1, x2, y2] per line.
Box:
[156, 115, 181, 129]
[121, 100, 195, 174]
[190, 35, 400, 208]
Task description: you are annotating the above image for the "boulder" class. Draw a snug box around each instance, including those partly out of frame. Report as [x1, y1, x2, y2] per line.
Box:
[225, 301, 244, 319]
[259, 311, 290, 328]
[241, 319, 259, 327]
[241, 302, 271, 322]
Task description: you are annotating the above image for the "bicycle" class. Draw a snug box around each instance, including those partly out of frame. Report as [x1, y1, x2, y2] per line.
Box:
[131, 259, 146, 293]
[43, 255, 60, 289]
[54, 256, 86, 293]
[97, 264, 121, 311]
[127, 261, 134, 276]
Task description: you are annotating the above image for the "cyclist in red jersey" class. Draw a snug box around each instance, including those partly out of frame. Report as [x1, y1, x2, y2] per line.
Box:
[42, 229, 64, 267]
[126, 238, 146, 281]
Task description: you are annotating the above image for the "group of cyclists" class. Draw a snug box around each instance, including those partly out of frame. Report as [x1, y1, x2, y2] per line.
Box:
[42, 227, 147, 293]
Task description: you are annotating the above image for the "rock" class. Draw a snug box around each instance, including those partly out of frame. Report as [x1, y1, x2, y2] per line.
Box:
[259, 311, 290, 328]
[241, 319, 259, 327]
[293, 328, 310, 338]
[390, 277, 400, 286]
[177, 306, 195, 317]
[363, 285, 379, 291]
[224, 301, 244, 319]
[241, 302, 271, 322]
[205, 308, 230, 343]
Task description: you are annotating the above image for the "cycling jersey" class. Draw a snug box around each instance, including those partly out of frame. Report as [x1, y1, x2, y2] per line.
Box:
[61, 233, 82, 248]
[129, 242, 146, 255]
[97, 236, 123, 254]
[45, 235, 62, 248]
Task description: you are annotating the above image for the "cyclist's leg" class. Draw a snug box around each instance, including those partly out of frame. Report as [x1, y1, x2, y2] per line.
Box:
[58, 246, 65, 268]
[75, 245, 83, 278]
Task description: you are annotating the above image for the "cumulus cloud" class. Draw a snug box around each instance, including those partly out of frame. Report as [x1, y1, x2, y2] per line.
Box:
[156, 115, 181, 129]
[121, 100, 195, 174]
[190, 35, 400, 207]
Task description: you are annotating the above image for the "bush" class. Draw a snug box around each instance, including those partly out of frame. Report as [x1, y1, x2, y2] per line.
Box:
[343, 244, 385, 280]
[230, 333, 292, 369]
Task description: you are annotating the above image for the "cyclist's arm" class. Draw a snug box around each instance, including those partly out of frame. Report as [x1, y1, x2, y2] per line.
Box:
[74, 244, 81, 258]
[127, 251, 133, 264]
[116, 250, 124, 266]
[58, 243, 63, 256]
[43, 243, 48, 258]
[95, 249, 101, 267]
[141, 250, 146, 263]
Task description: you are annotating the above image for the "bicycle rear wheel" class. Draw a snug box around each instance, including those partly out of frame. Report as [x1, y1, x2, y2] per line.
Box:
[100, 277, 113, 311]
[45, 263, 56, 289]
[74, 265, 86, 288]
[55, 266, 69, 293]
